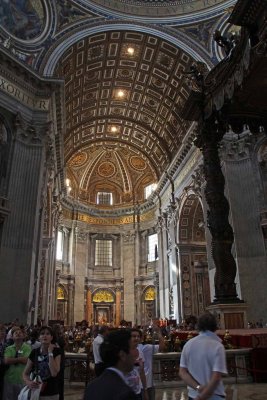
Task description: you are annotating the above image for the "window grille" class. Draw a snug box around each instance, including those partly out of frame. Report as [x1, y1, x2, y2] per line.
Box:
[97, 192, 113, 205]
[95, 240, 112, 266]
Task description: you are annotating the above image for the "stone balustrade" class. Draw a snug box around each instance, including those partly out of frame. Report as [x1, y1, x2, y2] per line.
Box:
[153, 349, 253, 387]
[64, 348, 253, 386]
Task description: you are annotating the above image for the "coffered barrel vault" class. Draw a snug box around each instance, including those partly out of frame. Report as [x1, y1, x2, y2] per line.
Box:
[56, 31, 195, 205]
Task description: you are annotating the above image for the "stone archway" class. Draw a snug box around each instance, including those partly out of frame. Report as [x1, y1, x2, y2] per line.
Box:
[142, 286, 156, 326]
[91, 288, 115, 325]
[177, 194, 210, 319]
[56, 285, 68, 323]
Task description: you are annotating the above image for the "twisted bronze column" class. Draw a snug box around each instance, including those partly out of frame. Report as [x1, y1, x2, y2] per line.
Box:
[195, 118, 241, 303]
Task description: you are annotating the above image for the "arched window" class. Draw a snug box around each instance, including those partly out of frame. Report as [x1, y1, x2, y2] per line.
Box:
[148, 233, 158, 262]
[56, 231, 63, 260]
[144, 183, 157, 200]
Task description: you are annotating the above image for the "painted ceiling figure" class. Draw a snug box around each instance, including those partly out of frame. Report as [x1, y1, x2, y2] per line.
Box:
[0, 0, 43, 40]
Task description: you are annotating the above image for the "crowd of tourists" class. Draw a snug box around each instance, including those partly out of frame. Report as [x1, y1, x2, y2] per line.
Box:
[1, 313, 264, 400]
[0, 322, 65, 400]
[0, 319, 166, 400]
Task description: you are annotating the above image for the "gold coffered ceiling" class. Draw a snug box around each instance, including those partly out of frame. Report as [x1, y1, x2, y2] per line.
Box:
[57, 31, 194, 206]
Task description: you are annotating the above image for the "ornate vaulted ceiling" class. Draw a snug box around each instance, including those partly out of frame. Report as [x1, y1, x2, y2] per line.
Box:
[56, 30, 196, 206]
[0, 0, 235, 209]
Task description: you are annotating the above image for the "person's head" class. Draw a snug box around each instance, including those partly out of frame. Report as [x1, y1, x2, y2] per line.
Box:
[98, 325, 109, 336]
[100, 329, 134, 373]
[197, 313, 218, 332]
[131, 328, 141, 347]
[39, 326, 54, 345]
[12, 327, 25, 342]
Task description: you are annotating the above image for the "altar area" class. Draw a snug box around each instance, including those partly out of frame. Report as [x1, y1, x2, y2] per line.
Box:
[170, 328, 267, 349]
[216, 328, 267, 348]
[63, 328, 267, 388]
[163, 328, 267, 384]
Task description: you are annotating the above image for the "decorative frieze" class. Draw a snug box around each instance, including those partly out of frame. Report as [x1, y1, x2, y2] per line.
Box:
[122, 231, 135, 243]
[14, 113, 46, 145]
[156, 214, 167, 233]
[74, 226, 88, 242]
[220, 133, 254, 161]
[0, 74, 50, 111]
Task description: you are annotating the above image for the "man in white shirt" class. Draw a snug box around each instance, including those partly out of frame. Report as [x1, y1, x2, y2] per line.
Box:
[92, 325, 109, 376]
[138, 326, 165, 400]
[179, 313, 228, 400]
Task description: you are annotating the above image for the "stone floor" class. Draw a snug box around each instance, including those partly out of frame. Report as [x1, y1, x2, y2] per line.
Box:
[65, 383, 267, 399]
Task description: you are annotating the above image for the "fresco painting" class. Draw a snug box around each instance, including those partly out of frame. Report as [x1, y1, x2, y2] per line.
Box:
[0, 0, 45, 40]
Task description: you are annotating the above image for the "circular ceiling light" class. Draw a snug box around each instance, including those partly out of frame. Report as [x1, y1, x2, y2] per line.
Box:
[117, 90, 125, 98]
[127, 47, 135, 55]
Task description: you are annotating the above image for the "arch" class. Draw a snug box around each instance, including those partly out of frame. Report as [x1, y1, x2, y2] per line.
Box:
[0, 0, 53, 44]
[57, 285, 67, 300]
[176, 193, 210, 319]
[178, 193, 205, 244]
[79, 0, 236, 24]
[144, 285, 156, 301]
[41, 23, 213, 76]
[92, 288, 115, 303]
[142, 285, 156, 324]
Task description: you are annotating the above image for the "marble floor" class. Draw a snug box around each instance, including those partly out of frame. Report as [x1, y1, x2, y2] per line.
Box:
[65, 383, 267, 399]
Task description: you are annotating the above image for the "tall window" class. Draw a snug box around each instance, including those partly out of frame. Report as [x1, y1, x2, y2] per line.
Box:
[56, 231, 63, 260]
[144, 183, 157, 200]
[148, 233, 158, 262]
[97, 192, 113, 205]
[95, 240, 112, 266]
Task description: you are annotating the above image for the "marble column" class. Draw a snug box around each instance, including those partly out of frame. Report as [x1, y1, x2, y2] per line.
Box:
[156, 214, 169, 319]
[0, 120, 46, 323]
[115, 288, 121, 326]
[55, 270, 60, 320]
[67, 279, 74, 326]
[87, 287, 93, 325]
[135, 283, 143, 326]
[73, 228, 88, 322]
[122, 231, 135, 323]
[166, 202, 181, 323]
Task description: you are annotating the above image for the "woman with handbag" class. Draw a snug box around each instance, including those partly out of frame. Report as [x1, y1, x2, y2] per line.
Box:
[23, 326, 61, 400]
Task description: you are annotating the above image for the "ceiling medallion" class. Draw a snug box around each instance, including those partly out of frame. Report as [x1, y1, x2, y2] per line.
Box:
[98, 161, 116, 177]
[68, 152, 88, 167]
[85, 0, 232, 18]
[130, 156, 146, 171]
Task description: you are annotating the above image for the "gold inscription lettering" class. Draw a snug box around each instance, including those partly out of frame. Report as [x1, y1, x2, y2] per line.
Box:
[0, 75, 49, 111]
